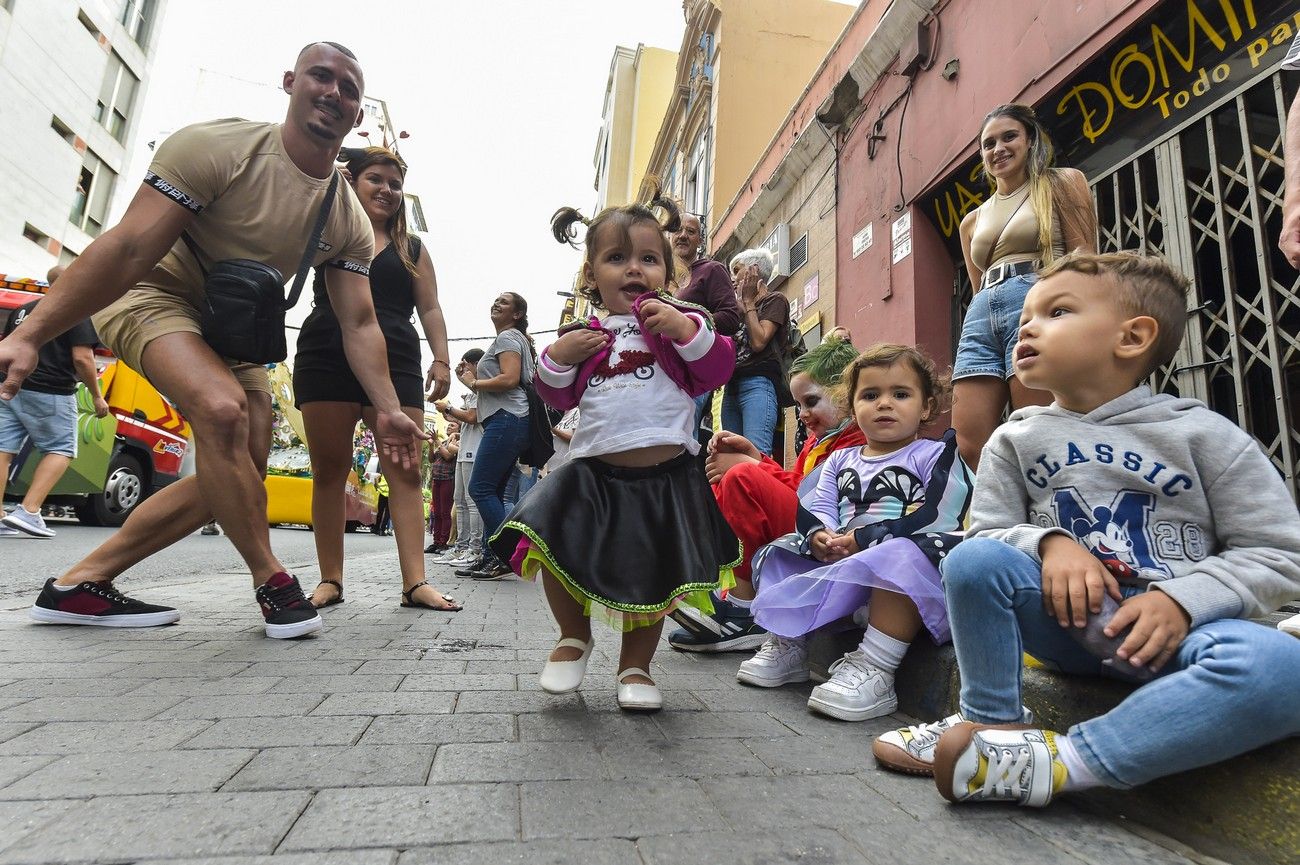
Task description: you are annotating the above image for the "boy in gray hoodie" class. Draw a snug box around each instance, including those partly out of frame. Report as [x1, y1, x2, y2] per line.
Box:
[872, 251, 1300, 805]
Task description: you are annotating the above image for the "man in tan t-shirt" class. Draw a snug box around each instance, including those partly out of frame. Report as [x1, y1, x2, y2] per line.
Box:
[0, 42, 427, 638]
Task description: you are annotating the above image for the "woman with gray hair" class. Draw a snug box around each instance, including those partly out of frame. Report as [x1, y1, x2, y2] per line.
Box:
[721, 247, 792, 456]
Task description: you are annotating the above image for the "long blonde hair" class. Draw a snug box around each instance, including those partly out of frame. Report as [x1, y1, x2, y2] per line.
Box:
[980, 104, 1093, 266]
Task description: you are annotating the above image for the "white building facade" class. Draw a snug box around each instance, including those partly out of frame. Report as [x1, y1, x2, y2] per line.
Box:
[0, 0, 165, 277]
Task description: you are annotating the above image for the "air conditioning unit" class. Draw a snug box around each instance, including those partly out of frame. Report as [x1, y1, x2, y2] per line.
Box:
[762, 222, 792, 288]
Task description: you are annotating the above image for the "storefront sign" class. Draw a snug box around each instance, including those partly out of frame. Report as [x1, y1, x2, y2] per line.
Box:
[803, 272, 820, 307]
[920, 0, 1296, 255]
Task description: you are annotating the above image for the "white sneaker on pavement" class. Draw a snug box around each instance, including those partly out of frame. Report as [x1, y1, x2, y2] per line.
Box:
[0, 524, 21, 537]
[3, 508, 54, 538]
[872, 712, 966, 775]
[806, 650, 897, 721]
[736, 635, 810, 687]
[933, 724, 1069, 806]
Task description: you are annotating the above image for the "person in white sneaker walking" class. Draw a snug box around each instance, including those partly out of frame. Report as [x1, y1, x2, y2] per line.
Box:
[487, 193, 740, 713]
[738, 344, 973, 723]
[1, 42, 427, 638]
[0, 267, 109, 540]
[873, 253, 1300, 807]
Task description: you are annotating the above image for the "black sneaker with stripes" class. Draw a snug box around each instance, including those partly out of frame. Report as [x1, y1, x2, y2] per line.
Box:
[667, 594, 768, 653]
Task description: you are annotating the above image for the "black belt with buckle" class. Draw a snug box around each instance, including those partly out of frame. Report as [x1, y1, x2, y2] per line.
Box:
[982, 259, 1040, 290]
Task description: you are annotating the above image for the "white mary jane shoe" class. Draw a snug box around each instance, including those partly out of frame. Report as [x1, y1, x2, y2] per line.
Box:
[616, 667, 662, 712]
[539, 637, 593, 694]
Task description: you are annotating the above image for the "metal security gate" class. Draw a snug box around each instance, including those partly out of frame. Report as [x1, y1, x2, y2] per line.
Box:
[950, 69, 1299, 501]
[1090, 69, 1299, 501]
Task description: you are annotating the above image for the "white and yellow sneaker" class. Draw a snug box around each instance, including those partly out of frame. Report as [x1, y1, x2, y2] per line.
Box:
[933, 724, 1068, 807]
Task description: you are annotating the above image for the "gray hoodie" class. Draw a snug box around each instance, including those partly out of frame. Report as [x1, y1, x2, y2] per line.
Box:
[972, 386, 1300, 627]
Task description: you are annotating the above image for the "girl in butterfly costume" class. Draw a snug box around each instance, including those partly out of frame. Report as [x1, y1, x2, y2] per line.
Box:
[489, 191, 740, 712]
[740, 344, 974, 723]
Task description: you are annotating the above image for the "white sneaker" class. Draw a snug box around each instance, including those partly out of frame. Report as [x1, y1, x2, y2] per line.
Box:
[806, 650, 897, 721]
[431, 549, 464, 564]
[873, 712, 966, 775]
[445, 551, 478, 566]
[736, 635, 810, 687]
[3, 508, 54, 538]
[0, 524, 22, 537]
[934, 724, 1068, 807]
[1278, 612, 1300, 638]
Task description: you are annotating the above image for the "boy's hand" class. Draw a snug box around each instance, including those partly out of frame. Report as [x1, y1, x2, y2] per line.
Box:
[708, 430, 762, 460]
[641, 300, 698, 342]
[547, 329, 607, 367]
[705, 449, 759, 484]
[825, 532, 861, 559]
[1039, 533, 1123, 628]
[1105, 591, 1190, 672]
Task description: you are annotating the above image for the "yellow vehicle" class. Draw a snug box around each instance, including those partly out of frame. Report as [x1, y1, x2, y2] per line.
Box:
[262, 363, 380, 529]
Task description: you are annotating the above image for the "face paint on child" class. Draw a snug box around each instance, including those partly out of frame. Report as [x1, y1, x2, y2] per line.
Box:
[790, 372, 843, 441]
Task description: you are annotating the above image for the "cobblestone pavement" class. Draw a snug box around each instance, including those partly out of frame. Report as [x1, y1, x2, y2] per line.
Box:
[0, 553, 1206, 864]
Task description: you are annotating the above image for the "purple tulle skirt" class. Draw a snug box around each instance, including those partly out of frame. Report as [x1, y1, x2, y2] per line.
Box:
[750, 537, 952, 644]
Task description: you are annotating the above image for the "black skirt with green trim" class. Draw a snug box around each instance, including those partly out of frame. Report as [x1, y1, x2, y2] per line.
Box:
[490, 451, 742, 631]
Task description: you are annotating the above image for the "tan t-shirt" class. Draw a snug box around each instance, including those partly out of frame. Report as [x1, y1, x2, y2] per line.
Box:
[970, 183, 1064, 271]
[140, 118, 374, 306]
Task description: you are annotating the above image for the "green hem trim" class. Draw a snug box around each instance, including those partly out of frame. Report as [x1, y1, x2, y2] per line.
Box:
[494, 520, 738, 632]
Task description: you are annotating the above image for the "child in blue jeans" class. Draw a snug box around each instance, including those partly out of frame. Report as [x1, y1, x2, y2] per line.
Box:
[873, 251, 1300, 805]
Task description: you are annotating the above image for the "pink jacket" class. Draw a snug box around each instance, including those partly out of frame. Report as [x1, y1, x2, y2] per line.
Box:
[535, 291, 736, 411]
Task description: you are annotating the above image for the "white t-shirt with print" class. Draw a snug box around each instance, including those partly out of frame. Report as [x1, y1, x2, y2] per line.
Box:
[547, 314, 699, 460]
[456, 393, 483, 463]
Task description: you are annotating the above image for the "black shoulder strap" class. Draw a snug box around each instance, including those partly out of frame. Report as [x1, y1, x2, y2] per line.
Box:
[285, 171, 339, 310]
[177, 170, 339, 311]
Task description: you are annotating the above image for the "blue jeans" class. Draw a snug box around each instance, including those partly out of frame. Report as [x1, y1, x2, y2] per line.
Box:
[942, 538, 1300, 789]
[468, 410, 529, 556]
[721, 375, 778, 456]
[952, 273, 1036, 380]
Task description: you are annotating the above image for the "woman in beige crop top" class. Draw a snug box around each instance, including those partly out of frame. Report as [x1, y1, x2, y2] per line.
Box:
[953, 103, 1097, 470]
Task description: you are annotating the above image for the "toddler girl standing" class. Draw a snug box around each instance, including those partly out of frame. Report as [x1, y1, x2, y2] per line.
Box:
[489, 192, 740, 711]
[741, 344, 973, 722]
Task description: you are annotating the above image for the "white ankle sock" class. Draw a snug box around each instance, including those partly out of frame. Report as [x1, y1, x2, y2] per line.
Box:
[51, 583, 76, 592]
[1055, 733, 1103, 792]
[726, 594, 752, 610]
[857, 626, 909, 676]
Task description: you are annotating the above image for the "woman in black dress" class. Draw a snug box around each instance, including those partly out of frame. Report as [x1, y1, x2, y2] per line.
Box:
[294, 147, 460, 611]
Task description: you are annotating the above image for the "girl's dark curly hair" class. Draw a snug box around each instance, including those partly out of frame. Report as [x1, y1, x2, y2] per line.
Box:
[550, 183, 682, 310]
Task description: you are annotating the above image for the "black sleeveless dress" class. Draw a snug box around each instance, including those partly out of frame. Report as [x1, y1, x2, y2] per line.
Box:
[293, 237, 425, 408]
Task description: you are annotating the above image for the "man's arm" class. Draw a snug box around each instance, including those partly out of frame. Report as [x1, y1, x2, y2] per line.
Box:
[324, 267, 402, 414]
[1282, 88, 1300, 269]
[0, 184, 194, 398]
[71, 345, 108, 417]
[703, 263, 742, 336]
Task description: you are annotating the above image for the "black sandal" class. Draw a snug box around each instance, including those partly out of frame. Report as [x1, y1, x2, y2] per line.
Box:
[401, 580, 462, 612]
[310, 579, 345, 609]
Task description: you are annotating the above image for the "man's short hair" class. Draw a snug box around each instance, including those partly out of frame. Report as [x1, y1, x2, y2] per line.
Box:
[297, 41, 358, 65]
[1039, 250, 1190, 376]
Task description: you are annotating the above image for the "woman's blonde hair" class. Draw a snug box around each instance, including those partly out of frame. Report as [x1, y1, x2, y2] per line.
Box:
[980, 104, 1093, 266]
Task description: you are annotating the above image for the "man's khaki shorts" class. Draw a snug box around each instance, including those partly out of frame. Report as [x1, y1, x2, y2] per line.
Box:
[93, 289, 271, 395]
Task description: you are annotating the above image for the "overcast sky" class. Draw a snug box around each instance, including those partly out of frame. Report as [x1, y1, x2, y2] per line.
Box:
[117, 0, 696, 394]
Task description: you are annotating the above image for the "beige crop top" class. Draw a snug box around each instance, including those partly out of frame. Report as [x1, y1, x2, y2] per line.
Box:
[969, 182, 1065, 271]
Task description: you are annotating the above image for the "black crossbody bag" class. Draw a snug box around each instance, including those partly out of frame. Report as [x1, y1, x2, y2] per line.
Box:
[181, 172, 339, 364]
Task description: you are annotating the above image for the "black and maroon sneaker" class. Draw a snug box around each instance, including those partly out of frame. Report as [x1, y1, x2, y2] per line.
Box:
[29, 578, 180, 628]
[255, 572, 322, 639]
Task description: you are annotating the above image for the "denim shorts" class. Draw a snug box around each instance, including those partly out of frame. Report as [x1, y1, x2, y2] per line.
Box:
[0, 389, 78, 458]
[952, 273, 1037, 381]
